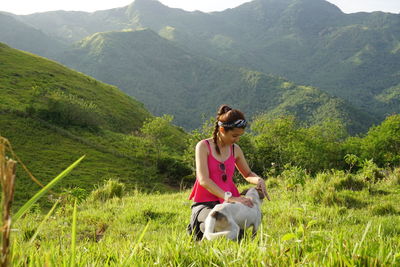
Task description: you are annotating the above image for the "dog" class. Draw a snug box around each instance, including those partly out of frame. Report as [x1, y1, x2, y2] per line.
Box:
[203, 186, 264, 241]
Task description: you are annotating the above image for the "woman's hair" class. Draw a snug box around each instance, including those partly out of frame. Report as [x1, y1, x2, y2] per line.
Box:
[212, 105, 246, 154]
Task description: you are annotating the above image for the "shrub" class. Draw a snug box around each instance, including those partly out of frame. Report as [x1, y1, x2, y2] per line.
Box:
[333, 175, 366, 191]
[59, 187, 88, 205]
[157, 156, 192, 185]
[90, 179, 126, 202]
[280, 164, 309, 190]
[266, 177, 280, 188]
[357, 159, 383, 183]
[37, 90, 101, 129]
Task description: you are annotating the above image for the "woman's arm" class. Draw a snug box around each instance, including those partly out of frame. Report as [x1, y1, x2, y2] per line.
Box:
[234, 144, 270, 200]
[196, 141, 254, 207]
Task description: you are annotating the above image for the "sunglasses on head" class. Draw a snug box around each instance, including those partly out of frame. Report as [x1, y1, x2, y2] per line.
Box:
[218, 119, 247, 128]
[219, 163, 227, 182]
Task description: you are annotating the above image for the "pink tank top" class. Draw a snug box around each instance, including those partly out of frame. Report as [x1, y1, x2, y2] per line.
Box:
[189, 139, 240, 203]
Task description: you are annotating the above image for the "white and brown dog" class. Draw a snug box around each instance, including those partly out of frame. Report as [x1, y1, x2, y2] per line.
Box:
[203, 186, 265, 241]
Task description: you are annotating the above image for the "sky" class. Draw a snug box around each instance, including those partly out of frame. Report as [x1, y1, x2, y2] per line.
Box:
[1, 0, 400, 15]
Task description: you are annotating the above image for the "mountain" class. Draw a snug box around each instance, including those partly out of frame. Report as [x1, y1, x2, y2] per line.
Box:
[0, 13, 67, 58]
[2, 0, 399, 129]
[0, 42, 178, 207]
[57, 29, 375, 133]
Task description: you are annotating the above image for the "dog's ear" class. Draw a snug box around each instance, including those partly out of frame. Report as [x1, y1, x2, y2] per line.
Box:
[240, 188, 249, 196]
[255, 187, 265, 200]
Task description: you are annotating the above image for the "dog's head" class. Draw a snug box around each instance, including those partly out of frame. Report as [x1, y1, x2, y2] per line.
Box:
[240, 186, 265, 200]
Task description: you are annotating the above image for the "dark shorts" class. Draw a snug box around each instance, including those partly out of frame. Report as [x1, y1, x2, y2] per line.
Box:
[187, 201, 219, 241]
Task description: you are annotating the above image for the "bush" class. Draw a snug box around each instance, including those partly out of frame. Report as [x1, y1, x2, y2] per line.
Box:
[357, 159, 383, 183]
[157, 156, 192, 185]
[90, 179, 126, 202]
[37, 90, 101, 129]
[359, 114, 400, 167]
[333, 175, 366, 191]
[59, 187, 88, 205]
[266, 177, 280, 188]
[280, 164, 309, 190]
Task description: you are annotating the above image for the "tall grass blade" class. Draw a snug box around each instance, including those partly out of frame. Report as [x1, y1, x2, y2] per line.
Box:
[70, 199, 78, 267]
[123, 221, 150, 264]
[352, 221, 371, 256]
[12, 155, 85, 221]
[136, 221, 150, 248]
[29, 199, 60, 243]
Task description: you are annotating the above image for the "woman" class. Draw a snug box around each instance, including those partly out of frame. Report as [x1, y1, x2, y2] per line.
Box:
[188, 105, 269, 240]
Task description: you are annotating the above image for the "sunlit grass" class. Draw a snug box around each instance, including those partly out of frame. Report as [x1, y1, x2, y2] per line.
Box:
[10, 172, 400, 266]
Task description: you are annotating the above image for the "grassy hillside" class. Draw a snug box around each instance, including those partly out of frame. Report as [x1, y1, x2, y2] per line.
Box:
[11, 167, 400, 265]
[0, 42, 150, 132]
[0, 43, 187, 207]
[58, 29, 375, 133]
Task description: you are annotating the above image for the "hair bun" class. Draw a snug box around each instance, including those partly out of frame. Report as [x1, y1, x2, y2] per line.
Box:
[217, 105, 232, 116]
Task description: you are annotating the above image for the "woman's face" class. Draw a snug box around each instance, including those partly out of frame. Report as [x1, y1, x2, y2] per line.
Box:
[220, 127, 245, 145]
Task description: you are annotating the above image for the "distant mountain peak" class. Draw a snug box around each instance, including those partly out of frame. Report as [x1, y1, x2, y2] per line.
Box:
[128, 0, 169, 11]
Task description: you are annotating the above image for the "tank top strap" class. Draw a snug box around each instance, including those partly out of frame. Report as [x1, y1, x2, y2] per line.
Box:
[204, 139, 212, 153]
[232, 144, 235, 157]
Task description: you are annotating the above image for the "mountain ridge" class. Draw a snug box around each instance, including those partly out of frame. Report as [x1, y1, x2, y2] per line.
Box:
[1, 0, 398, 132]
[57, 29, 376, 133]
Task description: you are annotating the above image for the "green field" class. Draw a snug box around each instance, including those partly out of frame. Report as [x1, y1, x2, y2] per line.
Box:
[10, 167, 400, 266]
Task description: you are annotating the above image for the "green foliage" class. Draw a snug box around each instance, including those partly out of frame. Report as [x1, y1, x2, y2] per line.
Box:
[157, 155, 192, 186]
[252, 116, 347, 174]
[182, 117, 214, 171]
[279, 164, 308, 190]
[59, 187, 89, 205]
[344, 153, 359, 172]
[55, 28, 375, 133]
[34, 89, 102, 129]
[359, 115, 400, 167]
[89, 179, 126, 202]
[357, 159, 383, 183]
[140, 114, 187, 155]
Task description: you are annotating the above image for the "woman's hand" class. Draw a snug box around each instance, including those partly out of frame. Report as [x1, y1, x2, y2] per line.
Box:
[228, 196, 254, 207]
[257, 178, 271, 201]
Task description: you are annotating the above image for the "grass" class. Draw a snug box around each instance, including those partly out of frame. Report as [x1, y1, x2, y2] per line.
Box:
[0, 43, 150, 133]
[0, 43, 191, 210]
[0, 113, 169, 209]
[10, 171, 400, 266]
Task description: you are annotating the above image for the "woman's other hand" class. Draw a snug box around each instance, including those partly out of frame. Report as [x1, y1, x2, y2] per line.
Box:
[228, 196, 254, 207]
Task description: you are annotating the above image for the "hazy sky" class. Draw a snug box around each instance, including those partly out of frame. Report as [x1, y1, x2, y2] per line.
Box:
[1, 0, 399, 15]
